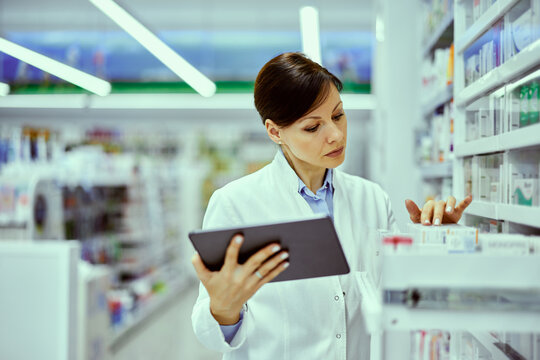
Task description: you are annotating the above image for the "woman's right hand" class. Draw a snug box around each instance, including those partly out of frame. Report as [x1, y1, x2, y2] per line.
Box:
[191, 234, 289, 325]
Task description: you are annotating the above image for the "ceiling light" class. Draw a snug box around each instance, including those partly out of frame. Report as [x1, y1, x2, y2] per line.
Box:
[0, 82, 9, 96]
[0, 37, 111, 96]
[89, 0, 216, 97]
[300, 6, 322, 65]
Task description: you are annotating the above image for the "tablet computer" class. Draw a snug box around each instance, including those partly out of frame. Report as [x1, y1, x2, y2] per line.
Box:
[188, 215, 350, 282]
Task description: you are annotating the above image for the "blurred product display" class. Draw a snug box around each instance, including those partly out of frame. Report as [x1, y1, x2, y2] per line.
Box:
[0, 122, 276, 359]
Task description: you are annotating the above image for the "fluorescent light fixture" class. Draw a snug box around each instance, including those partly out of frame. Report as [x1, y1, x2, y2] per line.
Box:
[89, 0, 216, 98]
[0, 82, 9, 96]
[300, 6, 322, 65]
[0, 38, 111, 96]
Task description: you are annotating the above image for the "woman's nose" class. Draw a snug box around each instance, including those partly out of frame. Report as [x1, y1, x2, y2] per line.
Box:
[326, 122, 343, 143]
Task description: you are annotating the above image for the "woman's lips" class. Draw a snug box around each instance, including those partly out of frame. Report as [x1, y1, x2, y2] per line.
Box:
[325, 146, 344, 158]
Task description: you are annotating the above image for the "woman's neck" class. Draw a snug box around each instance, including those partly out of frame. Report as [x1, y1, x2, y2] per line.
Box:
[281, 147, 326, 193]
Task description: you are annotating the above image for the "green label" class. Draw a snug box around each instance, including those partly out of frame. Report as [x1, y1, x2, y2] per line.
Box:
[520, 85, 529, 127]
[529, 81, 540, 124]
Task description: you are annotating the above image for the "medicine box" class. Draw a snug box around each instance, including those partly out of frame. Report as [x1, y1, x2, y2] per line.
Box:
[512, 178, 538, 206]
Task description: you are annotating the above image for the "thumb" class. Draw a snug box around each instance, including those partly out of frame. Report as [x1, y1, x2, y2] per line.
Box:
[405, 199, 421, 223]
[191, 253, 212, 283]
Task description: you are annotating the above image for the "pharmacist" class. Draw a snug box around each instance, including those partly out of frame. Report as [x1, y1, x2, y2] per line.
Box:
[191, 52, 472, 359]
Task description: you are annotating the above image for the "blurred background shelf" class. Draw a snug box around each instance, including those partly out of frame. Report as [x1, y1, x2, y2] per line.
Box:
[422, 11, 454, 58]
[421, 84, 453, 118]
[420, 161, 453, 179]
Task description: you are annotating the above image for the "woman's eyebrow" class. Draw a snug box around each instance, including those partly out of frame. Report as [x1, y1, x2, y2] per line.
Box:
[300, 101, 344, 122]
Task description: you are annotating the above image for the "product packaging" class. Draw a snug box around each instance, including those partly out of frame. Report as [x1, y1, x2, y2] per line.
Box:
[529, 80, 540, 124]
[520, 85, 530, 127]
[406, 224, 478, 251]
[512, 9, 533, 54]
[512, 178, 538, 206]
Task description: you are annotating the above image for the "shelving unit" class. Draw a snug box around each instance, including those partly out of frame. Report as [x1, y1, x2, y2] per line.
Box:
[455, 0, 520, 54]
[420, 161, 453, 179]
[455, 39, 540, 107]
[466, 201, 540, 229]
[452, 1, 540, 359]
[453, 0, 540, 231]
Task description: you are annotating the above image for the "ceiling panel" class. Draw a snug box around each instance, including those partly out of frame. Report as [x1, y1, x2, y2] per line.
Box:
[0, 0, 374, 32]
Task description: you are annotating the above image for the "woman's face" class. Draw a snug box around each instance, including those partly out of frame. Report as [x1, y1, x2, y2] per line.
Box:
[276, 84, 347, 170]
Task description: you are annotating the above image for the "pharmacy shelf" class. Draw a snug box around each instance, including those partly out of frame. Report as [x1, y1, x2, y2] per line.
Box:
[454, 136, 501, 157]
[455, 0, 520, 54]
[381, 306, 540, 332]
[465, 200, 498, 220]
[499, 124, 540, 151]
[465, 201, 540, 228]
[455, 39, 540, 107]
[421, 84, 453, 118]
[470, 332, 516, 360]
[498, 204, 540, 229]
[420, 161, 453, 179]
[455, 124, 540, 157]
[422, 12, 454, 58]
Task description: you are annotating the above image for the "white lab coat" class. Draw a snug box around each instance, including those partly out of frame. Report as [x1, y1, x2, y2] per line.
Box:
[192, 150, 399, 360]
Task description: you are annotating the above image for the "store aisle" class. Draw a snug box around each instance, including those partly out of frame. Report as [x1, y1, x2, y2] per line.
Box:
[175, 283, 221, 360]
[110, 281, 221, 360]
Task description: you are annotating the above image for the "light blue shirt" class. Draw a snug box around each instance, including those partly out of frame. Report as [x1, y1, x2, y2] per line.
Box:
[220, 152, 335, 343]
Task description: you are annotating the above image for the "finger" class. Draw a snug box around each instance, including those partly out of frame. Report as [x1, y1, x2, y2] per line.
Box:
[454, 195, 473, 215]
[242, 243, 282, 275]
[191, 253, 212, 283]
[254, 261, 290, 291]
[405, 199, 422, 223]
[445, 196, 456, 214]
[433, 200, 446, 226]
[246, 251, 289, 288]
[420, 200, 435, 225]
[222, 234, 244, 271]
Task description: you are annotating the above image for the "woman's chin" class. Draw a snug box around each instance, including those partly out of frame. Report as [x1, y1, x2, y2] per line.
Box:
[324, 153, 346, 168]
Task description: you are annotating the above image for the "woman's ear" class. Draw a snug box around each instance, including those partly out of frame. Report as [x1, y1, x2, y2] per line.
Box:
[265, 119, 282, 145]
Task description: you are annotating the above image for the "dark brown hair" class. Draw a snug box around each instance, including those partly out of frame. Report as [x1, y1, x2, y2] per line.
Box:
[254, 52, 343, 127]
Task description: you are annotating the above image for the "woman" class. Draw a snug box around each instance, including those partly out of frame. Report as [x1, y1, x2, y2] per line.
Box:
[191, 52, 472, 359]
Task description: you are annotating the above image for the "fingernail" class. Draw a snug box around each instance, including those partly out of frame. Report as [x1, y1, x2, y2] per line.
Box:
[424, 219, 430, 225]
[272, 245, 281, 253]
[281, 252, 289, 260]
[446, 206, 452, 213]
[434, 218, 440, 226]
[283, 262, 289, 268]
[235, 236, 243, 244]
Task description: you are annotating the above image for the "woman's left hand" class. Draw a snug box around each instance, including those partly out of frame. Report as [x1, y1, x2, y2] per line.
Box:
[405, 195, 473, 226]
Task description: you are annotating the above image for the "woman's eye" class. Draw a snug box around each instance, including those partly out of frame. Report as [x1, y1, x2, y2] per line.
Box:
[305, 125, 319, 132]
[333, 113, 344, 121]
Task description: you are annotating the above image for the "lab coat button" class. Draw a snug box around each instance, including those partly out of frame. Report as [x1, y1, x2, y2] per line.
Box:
[336, 334, 341, 339]
[334, 295, 339, 301]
